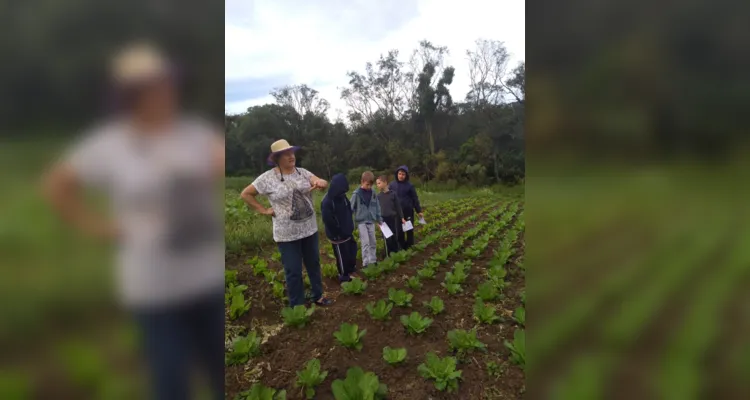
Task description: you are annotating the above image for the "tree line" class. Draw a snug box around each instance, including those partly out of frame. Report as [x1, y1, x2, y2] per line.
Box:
[226, 39, 525, 186]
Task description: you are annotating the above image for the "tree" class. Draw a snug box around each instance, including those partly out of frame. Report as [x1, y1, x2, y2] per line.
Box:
[270, 84, 330, 117]
[340, 50, 414, 128]
[416, 62, 455, 156]
[465, 39, 513, 106]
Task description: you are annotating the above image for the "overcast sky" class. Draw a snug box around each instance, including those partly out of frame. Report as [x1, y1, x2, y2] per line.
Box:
[225, 0, 525, 118]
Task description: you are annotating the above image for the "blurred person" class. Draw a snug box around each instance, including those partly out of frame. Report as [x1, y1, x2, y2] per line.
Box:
[41, 42, 225, 400]
[376, 175, 405, 257]
[240, 140, 334, 307]
[388, 166, 423, 250]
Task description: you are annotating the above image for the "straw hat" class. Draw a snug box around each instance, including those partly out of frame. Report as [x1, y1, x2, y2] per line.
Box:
[267, 139, 300, 165]
[110, 42, 171, 86]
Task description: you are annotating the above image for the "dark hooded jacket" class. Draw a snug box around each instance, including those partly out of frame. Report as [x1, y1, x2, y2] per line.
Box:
[321, 173, 354, 241]
[388, 165, 422, 214]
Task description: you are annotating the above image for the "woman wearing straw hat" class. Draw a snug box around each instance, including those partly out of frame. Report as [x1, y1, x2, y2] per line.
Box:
[241, 139, 334, 307]
[42, 42, 225, 400]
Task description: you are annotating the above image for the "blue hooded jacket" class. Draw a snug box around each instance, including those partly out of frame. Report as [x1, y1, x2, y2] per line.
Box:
[388, 165, 422, 214]
[321, 173, 355, 241]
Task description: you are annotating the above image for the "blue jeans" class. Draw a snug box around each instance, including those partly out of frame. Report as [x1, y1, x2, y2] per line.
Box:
[278, 233, 324, 306]
[132, 289, 224, 400]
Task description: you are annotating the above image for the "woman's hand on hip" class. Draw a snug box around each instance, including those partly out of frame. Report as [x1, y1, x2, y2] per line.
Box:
[262, 207, 275, 217]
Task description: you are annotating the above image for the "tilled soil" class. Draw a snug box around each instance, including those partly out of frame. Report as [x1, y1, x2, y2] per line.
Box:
[226, 201, 525, 400]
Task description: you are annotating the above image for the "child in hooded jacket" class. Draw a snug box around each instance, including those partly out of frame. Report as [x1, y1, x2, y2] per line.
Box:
[320, 173, 358, 282]
[388, 165, 423, 250]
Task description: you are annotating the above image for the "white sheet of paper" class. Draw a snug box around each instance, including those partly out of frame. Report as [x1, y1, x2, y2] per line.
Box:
[402, 220, 414, 232]
[418, 216, 427, 225]
[379, 223, 393, 239]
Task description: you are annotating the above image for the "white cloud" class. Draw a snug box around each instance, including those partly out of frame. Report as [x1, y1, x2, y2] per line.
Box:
[225, 0, 524, 117]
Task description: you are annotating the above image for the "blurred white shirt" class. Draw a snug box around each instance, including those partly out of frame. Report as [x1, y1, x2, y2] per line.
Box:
[65, 117, 223, 308]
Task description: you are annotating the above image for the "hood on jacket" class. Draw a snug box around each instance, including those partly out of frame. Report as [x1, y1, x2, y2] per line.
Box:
[328, 173, 349, 197]
[394, 165, 410, 182]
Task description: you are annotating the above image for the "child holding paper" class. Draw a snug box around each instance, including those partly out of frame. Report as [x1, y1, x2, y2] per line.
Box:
[351, 171, 382, 267]
[376, 175, 405, 257]
[321, 173, 358, 283]
[388, 165, 423, 250]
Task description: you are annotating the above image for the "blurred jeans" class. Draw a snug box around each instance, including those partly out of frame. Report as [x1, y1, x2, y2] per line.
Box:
[132, 289, 225, 400]
[277, 233, 323, 306]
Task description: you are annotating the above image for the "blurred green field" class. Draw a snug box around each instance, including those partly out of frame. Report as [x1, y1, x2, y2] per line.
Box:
[224, 175, 523, 256]
[527, 164, 750, 399]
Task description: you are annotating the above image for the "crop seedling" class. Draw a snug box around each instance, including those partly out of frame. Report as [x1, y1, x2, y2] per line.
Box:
[281, 305, 315, 328]
[271, 281, 286, 299]
[263, 269, 277, 284]
[331, 367, 387, 400]
[520, 290, 526, 305]
[441, 282, 463, 295]
[388, 288, 413, 307]
[430, 252, 449, 264]
[271, 251, 282, 262]
[486, 361, 502, 378]
[406, 276, 422, 290]
[400, 312, 433, 335]
[226, 331, 262, 365]
[445, 270, 467, 285]
[229, 292, 251, 320]
[225, 269, 238, 286]
[234, 382, 286, 400]
[365, 300, 393, 320]
[417, 267, 436, 280]
[334, 323, 366, 351]
[322, 263, 338, 279]
[251, 259, 269, 276]
[382, 346, 407, 365]
[341, 278, 368, 295]
[514, 306, 525, 326]
[381, 258, 400, 272]
[295, 358, 328, 399]
[361, 264, 383, 280]
[504, 329, 526, 370]
[447, 328, 486, 357]
[473, 299, 501, 324]
[475, 281, 499, 301]
[424, 260, 440, 270]
[424, 296, 445, 315]
[418, 352, 462, 393]
[225, 283, 247, 305]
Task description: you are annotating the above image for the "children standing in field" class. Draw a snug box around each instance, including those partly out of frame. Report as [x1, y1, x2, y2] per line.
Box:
[376, 175, 405, 257]
[351, 171, 382, 267]
[389, 165, 423, 250]
[320, 173, 358, 282]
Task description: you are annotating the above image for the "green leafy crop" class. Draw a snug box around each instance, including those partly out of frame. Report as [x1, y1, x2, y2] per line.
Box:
[417, 352, 462, 392]
[341, 278, 368, 295]
[382, 347, 407, 365]
[400, 312, 433, 335]
[281, 305, 315, 328]
[295, 358, 328, 400]
[388, 288, 413, 307]
[423, 296, 445, 315]
[333, 323, 366, 351]
[226, 331, 262, 365]
[331, 367, 387, 400]
[365, 300, 393, 320]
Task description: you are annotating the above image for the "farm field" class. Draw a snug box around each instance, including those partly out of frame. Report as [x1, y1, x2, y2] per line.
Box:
[224, 178, 526, 400]
[527, 168, 750, 399]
